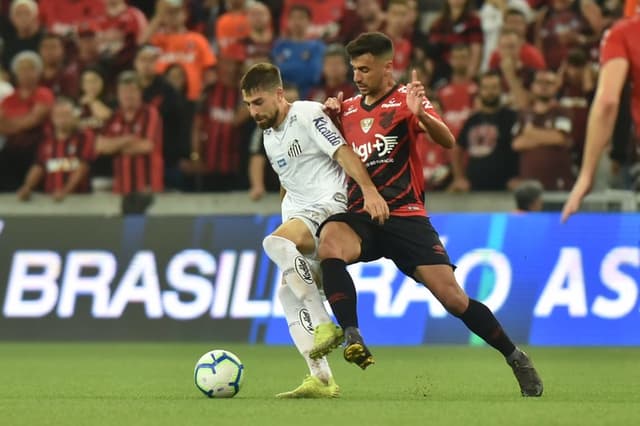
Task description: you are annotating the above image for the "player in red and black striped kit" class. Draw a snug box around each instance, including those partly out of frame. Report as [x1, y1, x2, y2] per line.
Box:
[312, 32, 543, 397]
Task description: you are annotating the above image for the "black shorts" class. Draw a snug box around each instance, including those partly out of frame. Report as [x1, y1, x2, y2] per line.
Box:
[318, 212, 452, 279]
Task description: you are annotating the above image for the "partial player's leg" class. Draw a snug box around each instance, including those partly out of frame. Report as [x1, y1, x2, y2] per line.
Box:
[314, 216, 376, 368]
[263, 217, 344, 360]
[275, 284, 339, 398]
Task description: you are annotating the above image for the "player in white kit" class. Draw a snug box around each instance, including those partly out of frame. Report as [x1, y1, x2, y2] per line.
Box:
[241, 63, 388, 398]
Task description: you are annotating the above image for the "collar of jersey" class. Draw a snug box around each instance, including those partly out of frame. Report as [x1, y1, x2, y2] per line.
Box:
[359, 83, 400, 112]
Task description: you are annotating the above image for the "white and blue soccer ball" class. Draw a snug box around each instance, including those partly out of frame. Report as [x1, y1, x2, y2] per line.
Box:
[194, 349, 244, 398]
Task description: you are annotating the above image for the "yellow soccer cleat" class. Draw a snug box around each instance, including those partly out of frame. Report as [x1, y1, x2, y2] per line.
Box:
[309, 323, 344, 360]
[275, 375, 340, 399]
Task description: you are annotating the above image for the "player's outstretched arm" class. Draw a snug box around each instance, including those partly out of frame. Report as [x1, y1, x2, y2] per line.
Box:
[334, 145, 389, 224]
[406, 70, 455, 149]
[561, 57, 629, 223]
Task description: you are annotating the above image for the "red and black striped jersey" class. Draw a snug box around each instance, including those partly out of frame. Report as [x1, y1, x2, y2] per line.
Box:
[339, 84, 442, 216]
[102, 104, 163, 194]
[36, 127, 94, 193]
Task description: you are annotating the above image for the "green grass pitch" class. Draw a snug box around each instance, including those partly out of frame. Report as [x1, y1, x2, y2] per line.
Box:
[0, 343, 638, 426]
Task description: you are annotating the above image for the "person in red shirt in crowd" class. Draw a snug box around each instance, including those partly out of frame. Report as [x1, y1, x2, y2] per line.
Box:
[182, 55, 250, 191]
[428, 0, 484, 86]
[490, 9, 546, 70]
[0, 51, 54, 191]
[239, 1, 274, 65]
[279, 0, 345, 41]
[307, 45, 357, 103]
[95, 70, 163, 194]
[384, 0, 413, 81]
[1, 0, 43, 70]
[38, 33, 79, 98]
[93, 0, 148, 75]
[215, 0, 250, 58]
[562, 9, 640, 221]
[436, 44, 477, 139]
[17, 97, 94, 201]
[492, 29, 542, 109]
[38, 0, 105, 37]
[557, 48, 596, 169]
[338, 0, 385, 44]
[534, 0, 602, 70]
[144, 0, 217, 101]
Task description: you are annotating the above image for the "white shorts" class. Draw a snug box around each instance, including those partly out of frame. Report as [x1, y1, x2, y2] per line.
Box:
[281, 200, 346, 259]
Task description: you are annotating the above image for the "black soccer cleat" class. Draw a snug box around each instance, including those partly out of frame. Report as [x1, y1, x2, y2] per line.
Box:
[507, 349, 543, 397]
[343, 327, 375, 370]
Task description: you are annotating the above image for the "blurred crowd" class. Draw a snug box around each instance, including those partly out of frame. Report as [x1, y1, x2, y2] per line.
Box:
[0, 0, 637, 205]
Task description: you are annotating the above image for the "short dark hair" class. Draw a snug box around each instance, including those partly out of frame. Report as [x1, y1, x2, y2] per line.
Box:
[451, 43, 470, 53]
[514, 180, 543, 211]
[240, 62, 283, 93]
[346, 32, 394, 60]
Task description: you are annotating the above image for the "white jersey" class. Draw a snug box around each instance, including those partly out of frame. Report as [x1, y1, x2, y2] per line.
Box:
[263, 101, 348, 213]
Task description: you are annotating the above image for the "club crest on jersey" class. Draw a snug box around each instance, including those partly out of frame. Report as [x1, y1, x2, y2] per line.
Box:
[360, 118, 374, 133]
[287, 139, 302, 158]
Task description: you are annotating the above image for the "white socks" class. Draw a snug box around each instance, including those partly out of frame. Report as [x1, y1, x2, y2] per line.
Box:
[263, 235, 331, 325]
[278, 284, 333, 383]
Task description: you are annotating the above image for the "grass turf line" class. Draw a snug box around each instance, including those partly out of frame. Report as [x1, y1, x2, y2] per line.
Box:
[0, 344, 638, 426]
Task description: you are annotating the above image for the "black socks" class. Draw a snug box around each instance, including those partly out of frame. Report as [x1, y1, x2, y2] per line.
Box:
[320, 258, 358, 329]
[458, 299, 516, 357]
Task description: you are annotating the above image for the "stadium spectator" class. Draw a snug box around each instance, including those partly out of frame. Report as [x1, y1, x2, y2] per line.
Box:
[239, 1, 274, 65]
[93, 0, 147, 77]
[428, 0, 484, 87]
[1, 0, 43, 70]
[449, 71, 519, 191]
[95, 70, 163, 194]
[491, 29, 542, 109]
[78, 66, 113, 131]
[38, 0, 105, 37]
[337, 0, 385, 46]
[38, 33, 79, 98]
[514, 179, 544, 211]
[489, 12, 546, 70]
[557, 48, 596, 169]
[17, 97, 94, 201]
[182, 56, 250, 191]
[73, 24, 103, 75]
[279, 0, 345, 41]
[512, 69, 575, 190]
[271, 5, 325, 98]
[479, 0, 532, 71]
[436, 44, 477, 139]
[384, 0, 413, 81]
[146, 0, 217, 101]
[215, 0, 250, 58]
[0, 51, 54, 191]
[307, 45, 356, 103]
[135, 45, 188, 190]
[535, 0, 602, 70]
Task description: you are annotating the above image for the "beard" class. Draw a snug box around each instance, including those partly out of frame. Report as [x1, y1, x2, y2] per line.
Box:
[535, 94, 554, 103]
[255, 110, 279, 129]
[481, 96, 501, 108]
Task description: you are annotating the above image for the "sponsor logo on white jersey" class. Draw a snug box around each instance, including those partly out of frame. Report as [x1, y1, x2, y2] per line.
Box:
[312, 116, 343, 146]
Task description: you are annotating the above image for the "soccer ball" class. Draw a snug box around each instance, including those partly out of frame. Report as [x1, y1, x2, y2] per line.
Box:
[194, 349, 244, 398]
